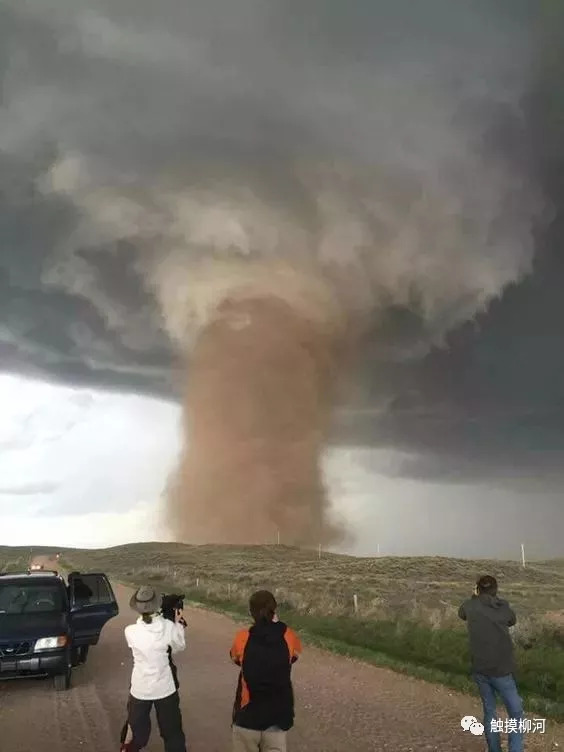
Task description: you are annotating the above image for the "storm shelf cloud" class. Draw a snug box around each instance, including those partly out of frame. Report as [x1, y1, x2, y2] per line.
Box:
[1, 0, 564, 547]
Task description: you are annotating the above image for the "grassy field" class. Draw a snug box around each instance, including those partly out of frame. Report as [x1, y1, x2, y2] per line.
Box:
[2, 542, 564, 719]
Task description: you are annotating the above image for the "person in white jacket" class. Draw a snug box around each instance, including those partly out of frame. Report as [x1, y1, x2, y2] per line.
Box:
[121, 585, 187, 752]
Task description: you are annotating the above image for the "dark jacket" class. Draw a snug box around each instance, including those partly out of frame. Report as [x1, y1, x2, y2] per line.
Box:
[230, 620, 302, 732]
[458, 594, 516, 677]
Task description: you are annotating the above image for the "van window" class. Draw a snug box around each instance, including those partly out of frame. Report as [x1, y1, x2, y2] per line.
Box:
[0, 582, 65, 614]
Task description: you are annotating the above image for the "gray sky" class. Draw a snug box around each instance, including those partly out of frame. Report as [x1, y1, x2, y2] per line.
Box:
[1, 1, 563, 557]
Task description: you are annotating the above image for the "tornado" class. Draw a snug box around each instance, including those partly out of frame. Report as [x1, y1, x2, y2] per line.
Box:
[168, 294, 344, 545]
[23, 0, 549, 546]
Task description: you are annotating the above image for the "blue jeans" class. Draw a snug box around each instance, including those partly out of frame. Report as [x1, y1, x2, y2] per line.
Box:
[473, 673, 524, 752]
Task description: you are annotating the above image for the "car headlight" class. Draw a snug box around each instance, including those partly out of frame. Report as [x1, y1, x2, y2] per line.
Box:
[34, 636, 68, 651]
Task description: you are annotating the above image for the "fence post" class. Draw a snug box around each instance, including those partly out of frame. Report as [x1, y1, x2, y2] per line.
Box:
[196, 577, 199, 588]
[353, 593, 358, 614]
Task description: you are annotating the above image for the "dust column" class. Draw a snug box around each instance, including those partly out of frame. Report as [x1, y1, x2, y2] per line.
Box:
[167, 294, 344, 546]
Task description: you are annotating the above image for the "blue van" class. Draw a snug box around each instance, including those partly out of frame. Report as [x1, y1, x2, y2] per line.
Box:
[0, 569, 118, 690]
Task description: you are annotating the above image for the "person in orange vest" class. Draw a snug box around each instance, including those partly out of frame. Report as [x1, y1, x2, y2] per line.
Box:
[230, 590, 302, 752]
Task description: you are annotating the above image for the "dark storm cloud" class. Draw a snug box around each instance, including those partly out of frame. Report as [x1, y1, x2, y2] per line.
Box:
[1, 0, 563, 480]
[335, 408, 564, 489]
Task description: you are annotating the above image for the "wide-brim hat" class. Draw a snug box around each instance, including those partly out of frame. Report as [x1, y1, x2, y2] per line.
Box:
[130, 586, 160, 614]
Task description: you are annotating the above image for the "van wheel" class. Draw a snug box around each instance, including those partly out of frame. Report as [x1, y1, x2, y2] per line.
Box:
[54, 670, 71, 691]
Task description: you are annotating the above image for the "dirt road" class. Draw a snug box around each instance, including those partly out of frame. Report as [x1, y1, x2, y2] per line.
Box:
[1, 561, 562, 751]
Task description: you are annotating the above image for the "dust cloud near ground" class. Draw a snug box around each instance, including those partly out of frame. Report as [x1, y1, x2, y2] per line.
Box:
[167, 294, 347, 545]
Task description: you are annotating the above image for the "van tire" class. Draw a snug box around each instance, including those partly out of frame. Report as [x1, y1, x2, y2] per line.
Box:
[54, 670, 71, 691]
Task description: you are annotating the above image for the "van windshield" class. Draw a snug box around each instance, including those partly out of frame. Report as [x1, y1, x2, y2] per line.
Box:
[0, 582, 65, 615]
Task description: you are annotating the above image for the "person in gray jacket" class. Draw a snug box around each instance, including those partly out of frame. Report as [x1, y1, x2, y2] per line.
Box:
[459, 575, 524, 752]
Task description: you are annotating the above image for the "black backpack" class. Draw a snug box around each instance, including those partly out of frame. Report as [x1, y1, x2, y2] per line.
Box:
[233, 621, 294, 732]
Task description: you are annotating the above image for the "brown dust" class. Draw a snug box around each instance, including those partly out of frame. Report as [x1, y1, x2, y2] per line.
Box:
[167, 294, 345, 546]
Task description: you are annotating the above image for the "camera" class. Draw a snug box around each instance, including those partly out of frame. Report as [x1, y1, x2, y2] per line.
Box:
[161, 593, 186, 625]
